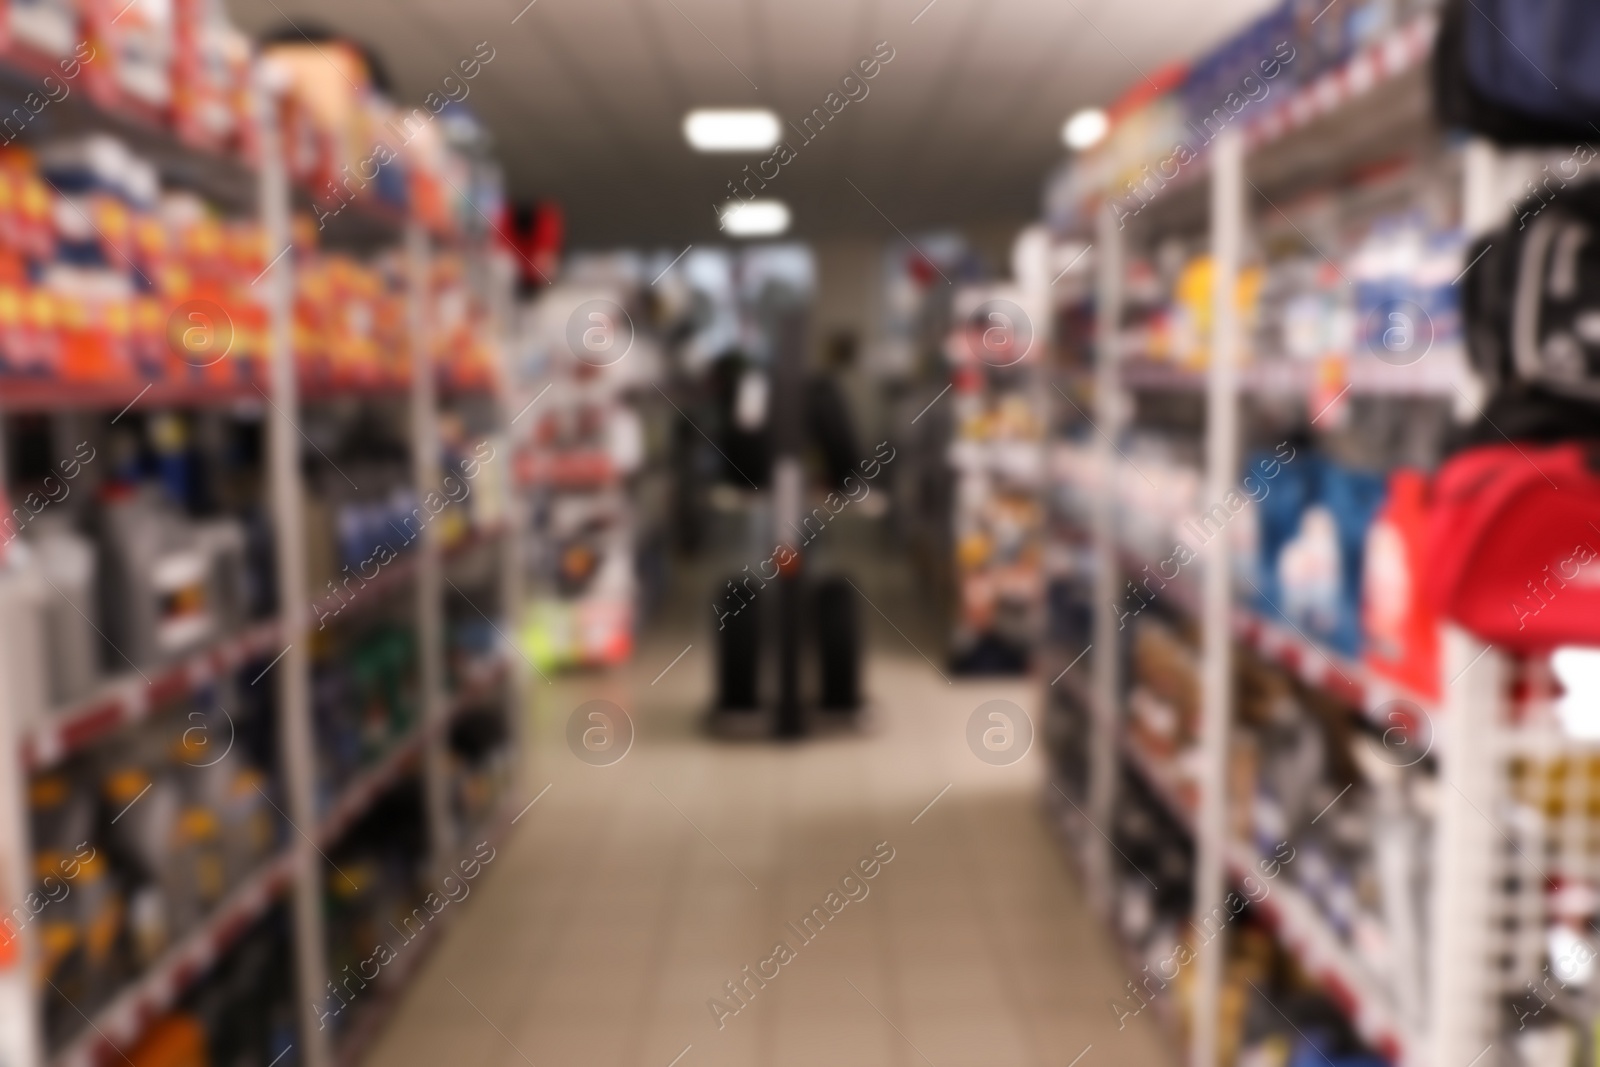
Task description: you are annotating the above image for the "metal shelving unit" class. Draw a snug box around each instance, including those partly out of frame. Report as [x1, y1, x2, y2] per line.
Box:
[0, 55, 526, 1067]
[1045, 13, 1577, 1067]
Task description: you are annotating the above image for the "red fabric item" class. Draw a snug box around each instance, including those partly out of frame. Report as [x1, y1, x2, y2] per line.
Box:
[497, 201, 564, 288]
[529, 201, 563, 282]
[906, 253, 940, 289]
[1425, 442, 1600, 652]
[1364, 469, 1440, 700]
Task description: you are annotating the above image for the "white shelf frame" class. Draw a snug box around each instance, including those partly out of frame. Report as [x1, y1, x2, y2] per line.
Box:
[407, 220, 455, 872]
[257, 75, 334, 1067]
[1191, 125, 1245, 1067]
[1087, 200, 1124, 919]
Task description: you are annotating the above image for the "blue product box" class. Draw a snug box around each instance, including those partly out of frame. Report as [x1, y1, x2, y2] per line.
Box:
[1250, 448, 1319, 622]
[1317, 461, 1387, 657]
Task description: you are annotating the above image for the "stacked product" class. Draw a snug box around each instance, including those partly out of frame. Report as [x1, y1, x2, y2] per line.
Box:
[290, 225, 411, 390]
[1114, 200, 1466, 391]
[0, 133, 499, 397]
[1047, 0, 1447, 231]
[4, 408, 276, 729]
[264, 36, 498, 237]
[28, 674, 281, 1052]
[427, 253, 500, 394]
[945, 284, 1046, 673]
[438, 472, 514, 840]
[0, 13, 521, 1066]
[510, 281, 658, 672]
[319, 783, 429, 1047]
[1049, 432, 1448, 672]
[0, 136, 269, 386]
[170, 907, 298, 1067]
[310, 620, 418, 810]
[3, 0, 255, 153]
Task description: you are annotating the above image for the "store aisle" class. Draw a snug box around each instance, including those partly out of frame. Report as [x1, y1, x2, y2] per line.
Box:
[362, 564, 1173, 1067]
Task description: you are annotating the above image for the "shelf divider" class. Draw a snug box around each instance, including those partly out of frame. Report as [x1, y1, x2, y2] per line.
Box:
[486, 252, 531, 799]
[0, 415, 42, 1067]
[258, 74, 333, 1067]
[408, 223, 454, 868]
[1428, 627, 1503, 1067]
[1088, 200, 1125, 917]
[1191, 125, 1245, 1067]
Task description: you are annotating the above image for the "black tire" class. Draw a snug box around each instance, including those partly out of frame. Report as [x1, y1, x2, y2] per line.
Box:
[717, 577, 761, 710]
[816, 577, 860, 711]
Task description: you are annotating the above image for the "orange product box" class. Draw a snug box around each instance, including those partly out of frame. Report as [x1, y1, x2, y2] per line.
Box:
[128, 1013, 207, 1067]
[223, 220, 266, 287]
[0, 165, 19, 255]
[99, 293, 134, 374]
[21, 286, 60, 376]
[179, 213, 226, 279]
[232, 295, 268, 379]
[58, 294, 124, 383]
[0, 284, 28, 373]
[18, 167, 53, 261]
[131, 293, 164, 373]
[133, 213, 168, 283]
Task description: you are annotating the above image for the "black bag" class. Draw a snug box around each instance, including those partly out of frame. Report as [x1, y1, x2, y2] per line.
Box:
[1462, 184, 1600, 394]
[1433, 0, 1600, 147]
[1455, 183, 1600, 448]
[815, 577, 860, 711]
[716, 578, 761, 710]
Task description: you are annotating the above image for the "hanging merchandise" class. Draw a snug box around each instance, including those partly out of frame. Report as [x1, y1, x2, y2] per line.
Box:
[501, 200, 564, 297]
[1457, 181, 1600, 445]
[1361, 469, 1439, 700]
[1425, 441, 1600, 651]
[1433, 0, 1600, 146]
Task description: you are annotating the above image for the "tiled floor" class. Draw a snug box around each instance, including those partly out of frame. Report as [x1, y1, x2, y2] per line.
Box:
[363, 551, 1176, 1067]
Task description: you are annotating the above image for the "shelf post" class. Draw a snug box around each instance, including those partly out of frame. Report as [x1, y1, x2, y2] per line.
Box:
[0, 414, 43, 1067]
[485, 251, 529, 798]
[1461, 138, 1504, 240]
[1088, 201, 1124, 916]
[409, 222, 453, 864]
[257, 72, 332, 1067]
[1191, 125, 1245, 1067]
[1427, 626, 1503, 1067]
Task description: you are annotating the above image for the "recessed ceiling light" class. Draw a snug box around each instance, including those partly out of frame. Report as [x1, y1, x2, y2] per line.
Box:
[684, 109, 781, 153]
[1062, 107, 1109, 151]
[720, 200, 790, 237]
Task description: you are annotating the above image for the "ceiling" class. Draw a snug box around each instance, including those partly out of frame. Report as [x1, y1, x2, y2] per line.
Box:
[227, 0, 1276, 248]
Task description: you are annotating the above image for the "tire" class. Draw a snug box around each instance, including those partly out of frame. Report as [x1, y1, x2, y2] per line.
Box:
[815, 576, 860, 711]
